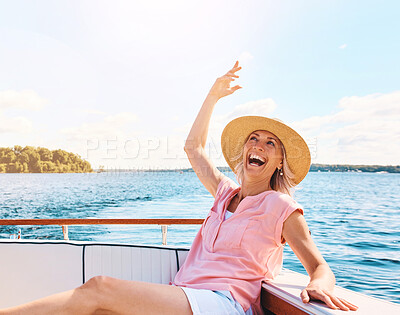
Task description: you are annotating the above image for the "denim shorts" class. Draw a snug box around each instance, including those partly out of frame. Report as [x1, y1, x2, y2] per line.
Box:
[180, 287, 253, 315]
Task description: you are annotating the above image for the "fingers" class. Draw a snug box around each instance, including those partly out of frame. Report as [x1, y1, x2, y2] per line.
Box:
[224, 86, 242, 96]
[300, 289, 337, 310]
[301, 288, 338, 310]
[302, 288, 359, 311]
[328, 294, 350, 311]
[220, 73, 238, 85]
[230, 85, 242, 92]
[227, 67, 241, 76]
[327, 294, 358, 311]
[222, 74, 236, 81]
[211, 61, 243, 98]
[338, 298, 359, 311]
[219, 61, 241, 83]
[227, 61, 242, 75]
[300, 289, 310, 303]
[224, 71, 239, 79]
[317, 292, 338, 310]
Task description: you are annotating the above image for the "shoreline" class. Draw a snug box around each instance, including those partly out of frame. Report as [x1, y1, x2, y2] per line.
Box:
[95, 164, 400, 173]
[1, 164, 399, 174]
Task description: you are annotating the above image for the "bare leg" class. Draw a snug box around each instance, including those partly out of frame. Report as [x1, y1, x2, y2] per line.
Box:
[0, 276, 193, 315]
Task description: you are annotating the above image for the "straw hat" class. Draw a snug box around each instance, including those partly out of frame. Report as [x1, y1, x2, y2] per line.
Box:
[221, 116, 311, 185]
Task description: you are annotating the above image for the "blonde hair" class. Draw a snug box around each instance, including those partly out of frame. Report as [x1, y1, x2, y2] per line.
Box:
[233, 139, 296, 196]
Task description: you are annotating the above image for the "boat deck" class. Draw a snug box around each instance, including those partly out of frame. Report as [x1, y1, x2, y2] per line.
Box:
[1, 239, 399, 314]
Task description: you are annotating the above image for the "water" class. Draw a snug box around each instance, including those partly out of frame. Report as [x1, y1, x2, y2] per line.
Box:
[0, 171, 399, 304]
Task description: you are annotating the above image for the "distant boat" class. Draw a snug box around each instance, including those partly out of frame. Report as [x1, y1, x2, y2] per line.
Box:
[376, 171, 388, 174]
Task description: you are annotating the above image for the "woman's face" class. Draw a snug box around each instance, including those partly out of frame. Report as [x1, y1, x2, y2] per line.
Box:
[242, 130, 284, 182]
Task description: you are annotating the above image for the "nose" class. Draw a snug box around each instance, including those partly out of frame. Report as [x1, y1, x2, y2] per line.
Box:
[253, 143, 264, 151]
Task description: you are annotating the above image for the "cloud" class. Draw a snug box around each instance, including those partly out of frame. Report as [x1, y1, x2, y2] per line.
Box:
[209, 98, 277, 134]
[175, 90, 398, 166]
[291, 91, 400, 165]
[81, 109, 108, 116]
[60, 91, 400, 168]
[104, 112, 137, 125]
[200, 98, 279, 164]
[238, 51, 254, 65]
[0, 113, 33, 134]
[140, 98, 279, 169]
[339, 44, 347, 49]
[60, 112, 138, 141]
[0, 89, 43, 134]
[215, 98, 277, 125]
[225, 98, 277, 121]
[173, 98, 278, 135]
[0, 89, 49, 111]
[56, 112, 140, 166]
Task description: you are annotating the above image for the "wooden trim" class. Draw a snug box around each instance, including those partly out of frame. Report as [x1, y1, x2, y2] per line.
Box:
[0, 219, 204, 226]
[261, 287, 310, 315]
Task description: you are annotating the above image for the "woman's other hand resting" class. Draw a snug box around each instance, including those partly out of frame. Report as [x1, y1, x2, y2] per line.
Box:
[301, 278, 358, 311]
[283, 210, 358, 311]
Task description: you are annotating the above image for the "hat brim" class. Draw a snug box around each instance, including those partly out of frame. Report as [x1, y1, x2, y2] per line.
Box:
[221, 116, 311, 185]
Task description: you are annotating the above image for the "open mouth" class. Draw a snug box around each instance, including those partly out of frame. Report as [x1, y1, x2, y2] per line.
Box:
[248, 153, 266, 167]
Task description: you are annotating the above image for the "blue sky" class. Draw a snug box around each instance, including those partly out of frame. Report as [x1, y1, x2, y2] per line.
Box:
[0, 0, 399, 169]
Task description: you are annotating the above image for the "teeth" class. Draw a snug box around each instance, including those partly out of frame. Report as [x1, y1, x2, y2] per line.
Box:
[249, 153, 265, 162]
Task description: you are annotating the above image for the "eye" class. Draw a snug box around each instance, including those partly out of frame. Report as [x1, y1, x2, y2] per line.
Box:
[249, 136, 257, 141]
[267, 140, 275, 147]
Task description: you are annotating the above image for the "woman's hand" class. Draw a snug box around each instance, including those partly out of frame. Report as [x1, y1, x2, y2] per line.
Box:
[301, 281, 358, 311]
[282, 211, 358, 311]
[208, 61, 242, 99]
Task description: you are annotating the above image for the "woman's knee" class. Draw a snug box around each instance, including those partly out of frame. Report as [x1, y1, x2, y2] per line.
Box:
[79, 276, 116, 309]
[82, 276, 116, 294]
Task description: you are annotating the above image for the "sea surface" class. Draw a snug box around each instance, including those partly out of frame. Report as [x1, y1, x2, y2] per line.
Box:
[0, 171, 399, 304]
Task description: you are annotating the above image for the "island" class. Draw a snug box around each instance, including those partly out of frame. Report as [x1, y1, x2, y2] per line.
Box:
[0, 146, 92, 173]
[309, 163, 400, 173]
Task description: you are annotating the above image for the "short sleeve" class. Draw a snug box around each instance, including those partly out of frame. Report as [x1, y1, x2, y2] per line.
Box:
[215, 175, 239, 200]
[273, 194, 303, 246]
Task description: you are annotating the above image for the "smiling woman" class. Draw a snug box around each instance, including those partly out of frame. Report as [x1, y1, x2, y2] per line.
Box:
[0, 62, 359, 315]
[179, 61, 358, 314]
[224, 129, 296, 195]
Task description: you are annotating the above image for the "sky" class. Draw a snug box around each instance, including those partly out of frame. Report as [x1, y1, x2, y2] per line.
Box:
[0, 0, 399, 170]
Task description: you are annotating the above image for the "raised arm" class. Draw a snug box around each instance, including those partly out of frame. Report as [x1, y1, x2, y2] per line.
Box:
[184, 61, 242, 197]
[282, 211, 358, 311]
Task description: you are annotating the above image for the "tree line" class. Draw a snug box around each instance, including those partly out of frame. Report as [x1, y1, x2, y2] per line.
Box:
[216, 164, 399, 173]
[309, 164, 400, 173]
[0, 146, 93, 173]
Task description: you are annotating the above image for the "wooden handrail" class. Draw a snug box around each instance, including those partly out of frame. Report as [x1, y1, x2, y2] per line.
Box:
[1, 218, 205, 244]
[0, 219, 204, 226]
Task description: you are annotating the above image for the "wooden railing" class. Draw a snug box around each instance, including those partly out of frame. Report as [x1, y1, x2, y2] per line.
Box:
[0, 219, 204, 245]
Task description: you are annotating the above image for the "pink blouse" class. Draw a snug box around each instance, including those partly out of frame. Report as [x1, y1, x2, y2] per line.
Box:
[174, 176, 303, 313]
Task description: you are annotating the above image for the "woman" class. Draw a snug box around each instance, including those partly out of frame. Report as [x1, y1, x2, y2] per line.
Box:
[173, 61, 357, 314]
[0, 62, 357, 315]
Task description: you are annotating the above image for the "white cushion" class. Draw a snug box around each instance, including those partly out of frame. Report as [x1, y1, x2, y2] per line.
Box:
[0, 241, 82, 308]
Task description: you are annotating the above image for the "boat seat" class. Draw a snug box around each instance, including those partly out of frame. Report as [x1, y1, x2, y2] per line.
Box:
[0, 240, 189, 308]
[2, 240, 400, 314]
[84, 243, 188, 284]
